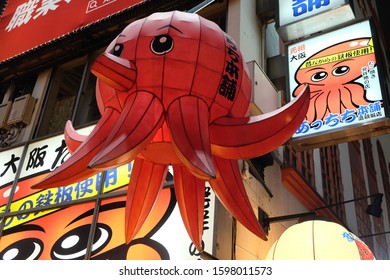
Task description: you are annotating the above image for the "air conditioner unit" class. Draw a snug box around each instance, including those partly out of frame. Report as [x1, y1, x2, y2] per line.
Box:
[247, 61, 279, 115]
[0, 101, 12, 130]
[256, 0, 276, 23]
[7, 94, 36, 126]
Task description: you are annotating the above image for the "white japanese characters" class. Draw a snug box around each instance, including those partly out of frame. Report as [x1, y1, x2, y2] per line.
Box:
[6, 0, 72, 32]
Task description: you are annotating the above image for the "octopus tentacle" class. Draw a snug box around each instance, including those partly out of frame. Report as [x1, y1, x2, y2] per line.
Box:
[210, 156, 267, 240]
[89, 91, 164, 170]
[95, 79, 128, 113]
[64, 120, 86, 154]
[327, 88, 343, 115]
[340, 85, 358, 110]
[209, 85, 309, 159]
[173, 165, 205, 251]
[305, 89, 322, 123]
[125, 157, 168, 242]
[311, 89, 330, 122]
[32, 107, 120, 189]
[167, 96, 215, 180]
[342, 83, 370, 108]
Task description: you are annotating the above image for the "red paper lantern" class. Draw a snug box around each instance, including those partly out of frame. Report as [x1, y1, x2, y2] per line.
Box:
[33, 11, 309, 250]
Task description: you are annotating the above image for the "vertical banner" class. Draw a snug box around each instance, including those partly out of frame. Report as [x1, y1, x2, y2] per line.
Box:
[288, 20, 388, 140]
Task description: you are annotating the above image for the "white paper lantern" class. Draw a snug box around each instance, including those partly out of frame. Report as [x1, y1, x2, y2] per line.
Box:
[266, 220, 375, 260]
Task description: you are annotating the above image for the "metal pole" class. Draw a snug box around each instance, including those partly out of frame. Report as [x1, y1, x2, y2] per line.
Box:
[313, 193, 378, 211]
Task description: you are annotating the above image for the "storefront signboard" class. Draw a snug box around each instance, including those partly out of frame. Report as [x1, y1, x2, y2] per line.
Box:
[288, 20, 390, 150]
[276, 0, 355, 42]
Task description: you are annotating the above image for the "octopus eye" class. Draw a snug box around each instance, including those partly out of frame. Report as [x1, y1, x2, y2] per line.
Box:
[110, 43, 124, 57]
[0, 238, 43, 260]
[51, 224, 111, 260]
[151, 34, 174, 55]
[311, 71, 328, 82]
[332, 66, 350, 76]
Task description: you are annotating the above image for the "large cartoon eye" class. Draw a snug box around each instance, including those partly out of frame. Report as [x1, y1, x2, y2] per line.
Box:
[51, 224, 111, 260]
[332, 66, 350, 76]
[311, 71, 328, 82]
[0, 238, 43, 260]
[110, 43, 124, 57]
[151, 34, 174, 55]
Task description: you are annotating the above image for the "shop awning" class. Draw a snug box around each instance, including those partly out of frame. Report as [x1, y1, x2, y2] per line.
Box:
[0, 0, 204, 78]
[0, 0, 150, 63]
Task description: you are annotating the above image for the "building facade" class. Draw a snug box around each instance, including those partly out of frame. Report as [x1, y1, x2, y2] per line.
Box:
[0, 0, 389, 260]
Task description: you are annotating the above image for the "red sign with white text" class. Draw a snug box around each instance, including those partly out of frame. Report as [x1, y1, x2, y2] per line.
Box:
[0, 0, 144, 62]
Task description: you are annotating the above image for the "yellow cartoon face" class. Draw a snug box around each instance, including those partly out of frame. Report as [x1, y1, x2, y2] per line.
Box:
[0, 188, 175, 260]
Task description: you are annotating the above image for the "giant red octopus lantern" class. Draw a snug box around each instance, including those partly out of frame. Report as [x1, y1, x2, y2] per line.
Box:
[33, 11, 309, 250]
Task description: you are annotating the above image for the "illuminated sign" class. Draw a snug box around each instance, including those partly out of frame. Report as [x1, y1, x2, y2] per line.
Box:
[278, 0, 347, 26]
[0, 0, 144, 62]
[288, 20, 390, 149]
[0, 164, 131, 230]
[0, 126, 216, 260]
[152, 183, 216, 260]
[277, 0, 355, 42]
[20, 126, 93, 179]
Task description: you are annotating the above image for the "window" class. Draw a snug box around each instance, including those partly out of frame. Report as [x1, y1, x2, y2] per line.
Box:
[0, 75, 38, 104]
[320, 145, 345, 221]
[284, 143, 315, 187]
[348, 141, 374, 249]
[12, 74, 38, 101]
[0, 82, 9, 104]
[35, 55, 100, 138]
[363, 138, 379, 195]
[377, 140, 390, 226]
[0, 76, 37, 148]
[374, 140, 390, 259]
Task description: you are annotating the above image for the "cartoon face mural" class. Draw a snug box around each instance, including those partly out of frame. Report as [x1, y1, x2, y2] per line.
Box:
[33, 11, 309, 249]
[0, 188, 175, 260]
[292, 38, 377, 124]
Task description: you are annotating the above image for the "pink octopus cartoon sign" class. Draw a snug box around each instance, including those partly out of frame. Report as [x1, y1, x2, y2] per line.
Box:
[288, 20, 388, 139]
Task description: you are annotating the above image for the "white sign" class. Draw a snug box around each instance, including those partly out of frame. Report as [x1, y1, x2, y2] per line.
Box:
[154, 183, 216, 260]
[278, 0, 348, 26]
[277, 0, 354, 42]
[0, 146, 25, 188]
[20, 126, 93, 178]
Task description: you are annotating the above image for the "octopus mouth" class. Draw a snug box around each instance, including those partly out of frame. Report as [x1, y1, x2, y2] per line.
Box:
[91, 53, 136, 91]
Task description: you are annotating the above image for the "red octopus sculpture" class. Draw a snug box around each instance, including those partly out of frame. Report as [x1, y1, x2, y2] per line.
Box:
[292, 38, 376, 124]
[34, 11, 309, 250]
